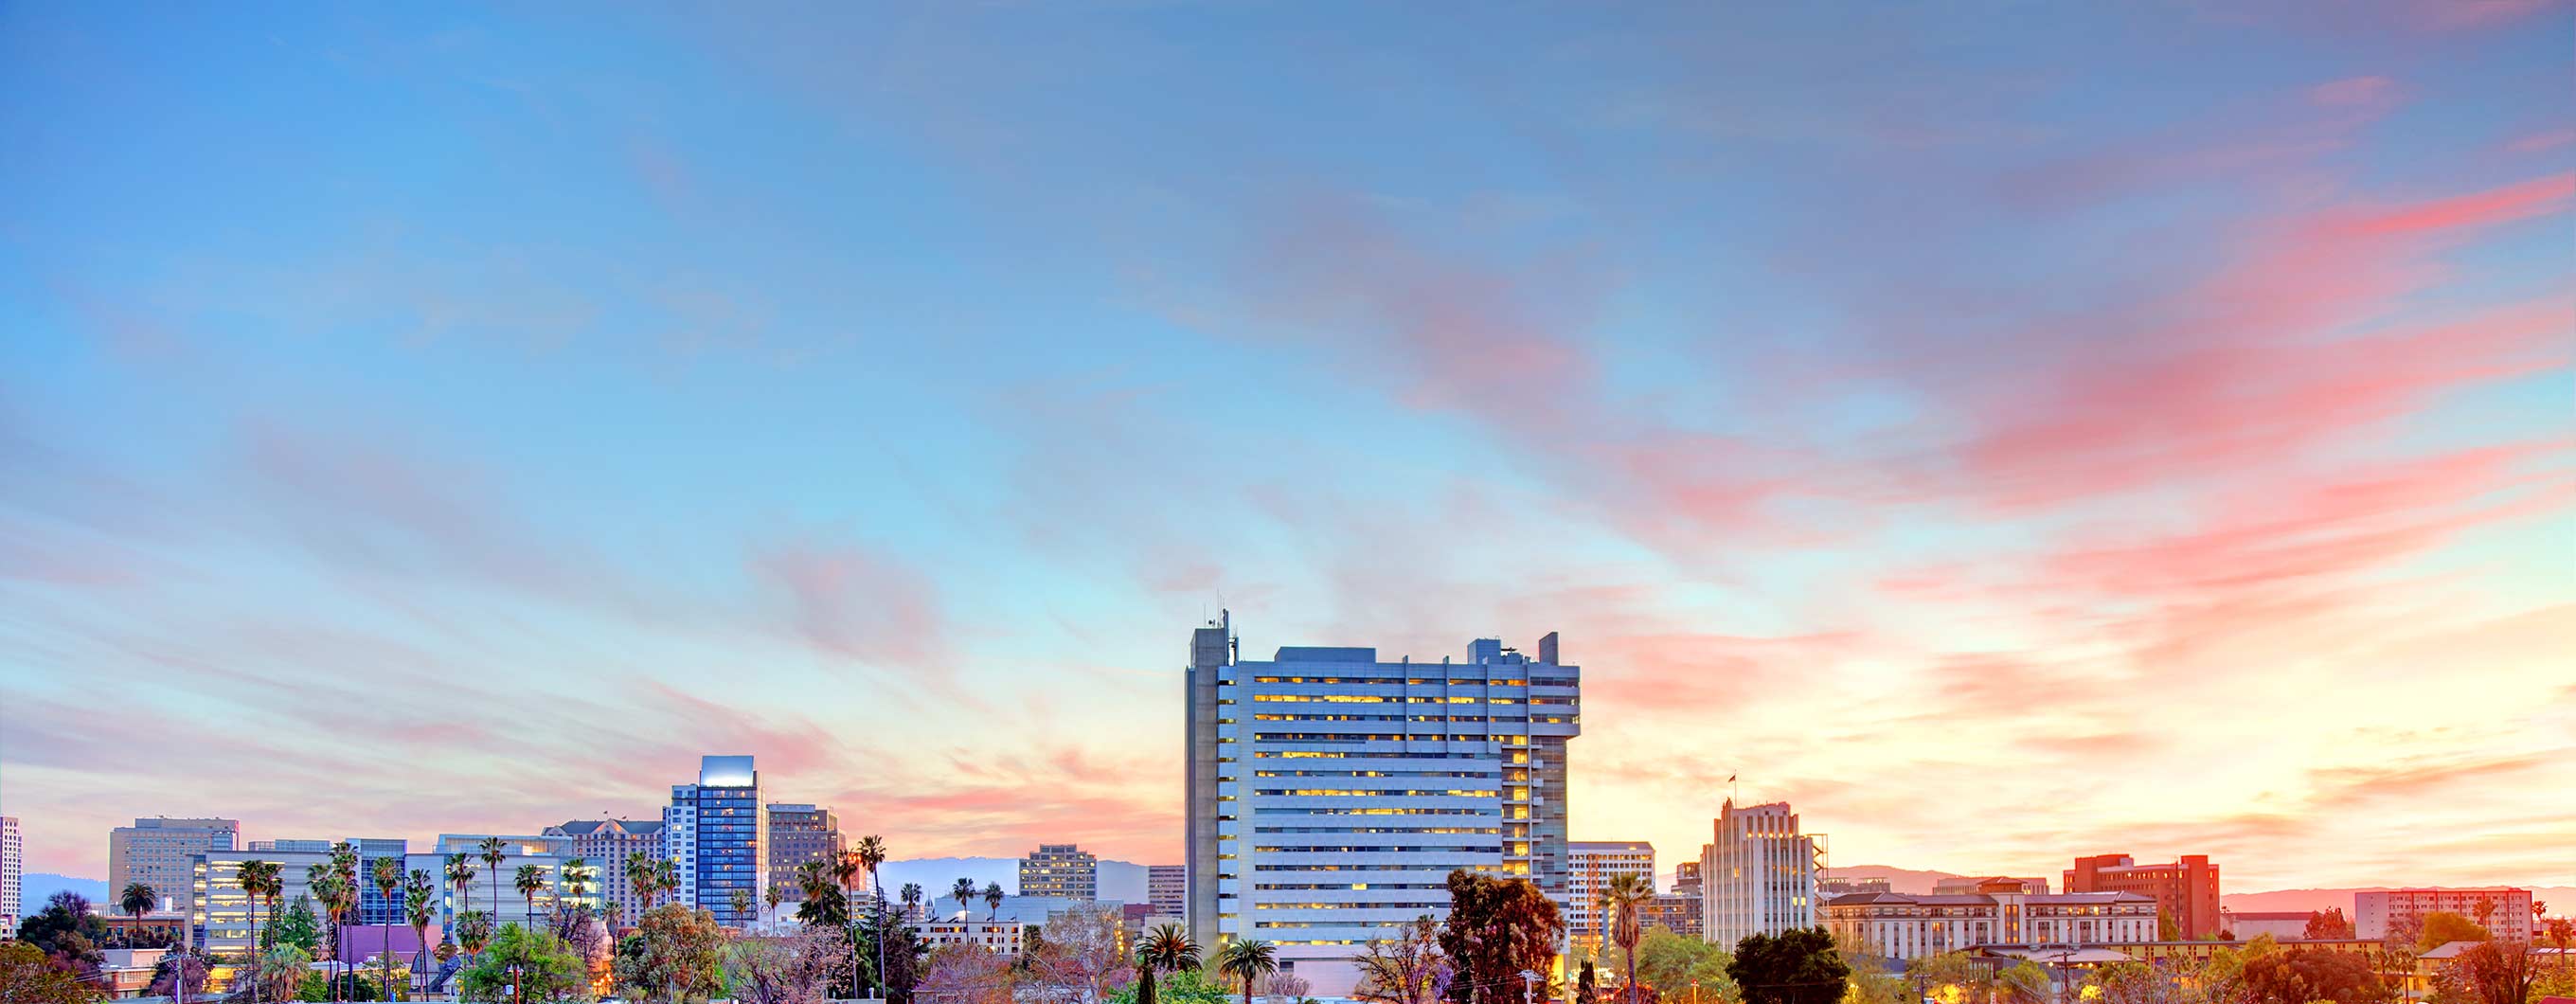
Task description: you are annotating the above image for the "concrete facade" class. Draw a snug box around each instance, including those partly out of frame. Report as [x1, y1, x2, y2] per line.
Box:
[1823, 888, 2158, 959]
[541, 819, 667, 926]
[1700, 800, 1821, 946]
[766, 804, 845, 905]
[2356, 887, 2533, 943]
[1148, 864, 1188, 920]
[1, 816, 20, 939]
[1019, 844, 1099, 901]
[1186, 614, 1583, 995]
[1566, 841, 1655, 946]
[112, 817, 240, 915]
[2064, 854, 2221, 941]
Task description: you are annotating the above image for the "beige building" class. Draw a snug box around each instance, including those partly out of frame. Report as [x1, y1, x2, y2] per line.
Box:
[1148, 865, 1187, 920]
[1823, 887, 2157, 960]
[2357, 887, 2533, 943]
[1565, 841, 1655, 946]
[1701, 800, 1821, 946]
[1019, 844, 1098, 902]
[112, 817, 240, 914]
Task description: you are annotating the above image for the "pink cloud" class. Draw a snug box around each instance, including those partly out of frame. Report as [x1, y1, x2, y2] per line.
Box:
[751, 540, 954, 675]
[2308, 75, 2398, 108]
[2329, 172, 2576, 238]
[2503, 128, 2576, 153]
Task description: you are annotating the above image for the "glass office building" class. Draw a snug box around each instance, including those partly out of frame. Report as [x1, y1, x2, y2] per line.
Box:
[667, 755, 767, 925]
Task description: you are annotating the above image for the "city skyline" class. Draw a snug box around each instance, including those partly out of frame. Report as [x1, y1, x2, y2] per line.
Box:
[5, 2, 2573, 897]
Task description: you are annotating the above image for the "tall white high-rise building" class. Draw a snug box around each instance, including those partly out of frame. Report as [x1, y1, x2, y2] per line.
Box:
[1698, 800, 1821, 946]
[665, 755, 767, 926]
[1185, 614, 1583, 995]
[1565, 841, 1655, 946]
[1, 816, 22, 939]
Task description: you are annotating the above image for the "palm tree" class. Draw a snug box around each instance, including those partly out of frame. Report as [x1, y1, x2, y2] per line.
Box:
[455, 910, 494, 963]
[795, 861, 835, 924]
[732, 887, 755, 925]
[653, 857, 680, 910]
[766, 883, 784, 923]
[403, 870, 438, 999]
[373, 857, 402, 1002]
[1217, 939, 1279, 1004]
[516, 864, 547, 927]
[478, 837, 509, 927]
[560, 857, 593, 925]
[952, 878, 977, 919]
[901, 883, 923, 921]
[1601, 872, 1655, 1004]
[118, 882, 156, 947]
[856, 835, 889, 1001]
[626, 852, 659, 912]
[236, 860, 277, 1004]
[984, 882, 1005, 921]
[1139, 923, 1201, 974]
[446, 852, 478, 924]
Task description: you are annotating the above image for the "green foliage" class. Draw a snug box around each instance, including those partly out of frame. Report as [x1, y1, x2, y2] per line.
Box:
[1725, 928, 1850, 1004]
[1635, 928, 1738, 1004]
[1115, 967, 1235, 1004]
[1840, 955, 1905, 1004]
[457, 923, 588, 1003]
[616, 905, 729, 1003]
[2416, 912, 2489, 953]
[2241, 946, 2385, 1004]
[2157, 907, 2180, 941]
[1994, 962, 2050, 1004]
[277, 895, 325, 953]
[1439, 870, 1567, 1004]
[0, 941, 104, 1004]
[1217, 940, 1281, 1004]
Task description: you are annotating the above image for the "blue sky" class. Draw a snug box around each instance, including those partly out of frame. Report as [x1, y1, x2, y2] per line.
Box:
[3, 1, 2571, 889]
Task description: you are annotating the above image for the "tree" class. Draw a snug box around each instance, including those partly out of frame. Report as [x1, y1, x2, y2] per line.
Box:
[617, 905, 728, 1004]
[479, 838, 510, 928]
[2448, 942, 2535, 1004]
[1603, 873, 1655, 1004]
[1216, 941, 1279, 1004]
[795, 862, 850, 927]
[449, 853, 481, 931]
[767, 884, 785, 923]
[628, 852, 661, 912]
[406, 870, 440, 998]
[1354, 916, 1449, 1004]
[370, 856, 404, 1003]
[1726, 928, 1849, 1004]
[116, 883, 157, 946]
[1578, 962, 1599, 1004]
[17, 890, 111, 980]
[309, 863, 347, 1002]
[277, 896, 325, 954]
[2418, 912, 2489, 953]
[1905, 952, 1994, 1004]
[0, 942, 102, 1004]
[249, 945, 317, 1004]
[734, 888, 758, 925]
[1029, 907, 1130, 1004]
[1635, 928, 1734, 1004]
[2471, 897, 2498, 931]
[2303, 909, 2355, 941]
[953, 879, 979, 920]
[329, 843, 362, 1003]
[567, 908, 617, 994]
[858, 835, 891, 1000]
[922, 943, 1016, 1004]
[456, 923, 586, 1004]
[562, 857, 595, 924]
[2157, 908, 2180, 942]
[456, 911, 497, 968]
[1994, 962, 2049, 1004]
[518, 864, 550, 925]
[986, 882, 1007, 921]
[858, 904, 928, 1004]
[149, 947, 212, 998]
[727, 925, 842, 1004]
[1439, 871, 1566, 1004]
[1140, 923, 1205, 976]
[2242, 946, 2384, 1004]
[241, 859, 285, 962]
[654, 859, 682, 911]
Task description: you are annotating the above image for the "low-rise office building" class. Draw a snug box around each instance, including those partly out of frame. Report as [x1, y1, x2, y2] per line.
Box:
[1822, 887, 2158, 960]
[2357, 888, 2533, 943]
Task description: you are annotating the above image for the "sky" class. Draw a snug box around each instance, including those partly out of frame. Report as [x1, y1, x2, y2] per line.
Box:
[2, 2, 2571, 892]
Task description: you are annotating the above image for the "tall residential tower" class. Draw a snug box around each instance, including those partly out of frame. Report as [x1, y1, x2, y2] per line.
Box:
[1185, 614, 1582, 995]
[666, 756, 767, 925]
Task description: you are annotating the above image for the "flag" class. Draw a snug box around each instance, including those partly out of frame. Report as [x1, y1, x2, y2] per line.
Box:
[1727, 774, 1737, 782]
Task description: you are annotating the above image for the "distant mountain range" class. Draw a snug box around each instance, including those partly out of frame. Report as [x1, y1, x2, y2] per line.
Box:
[20, 873, 108, 915]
